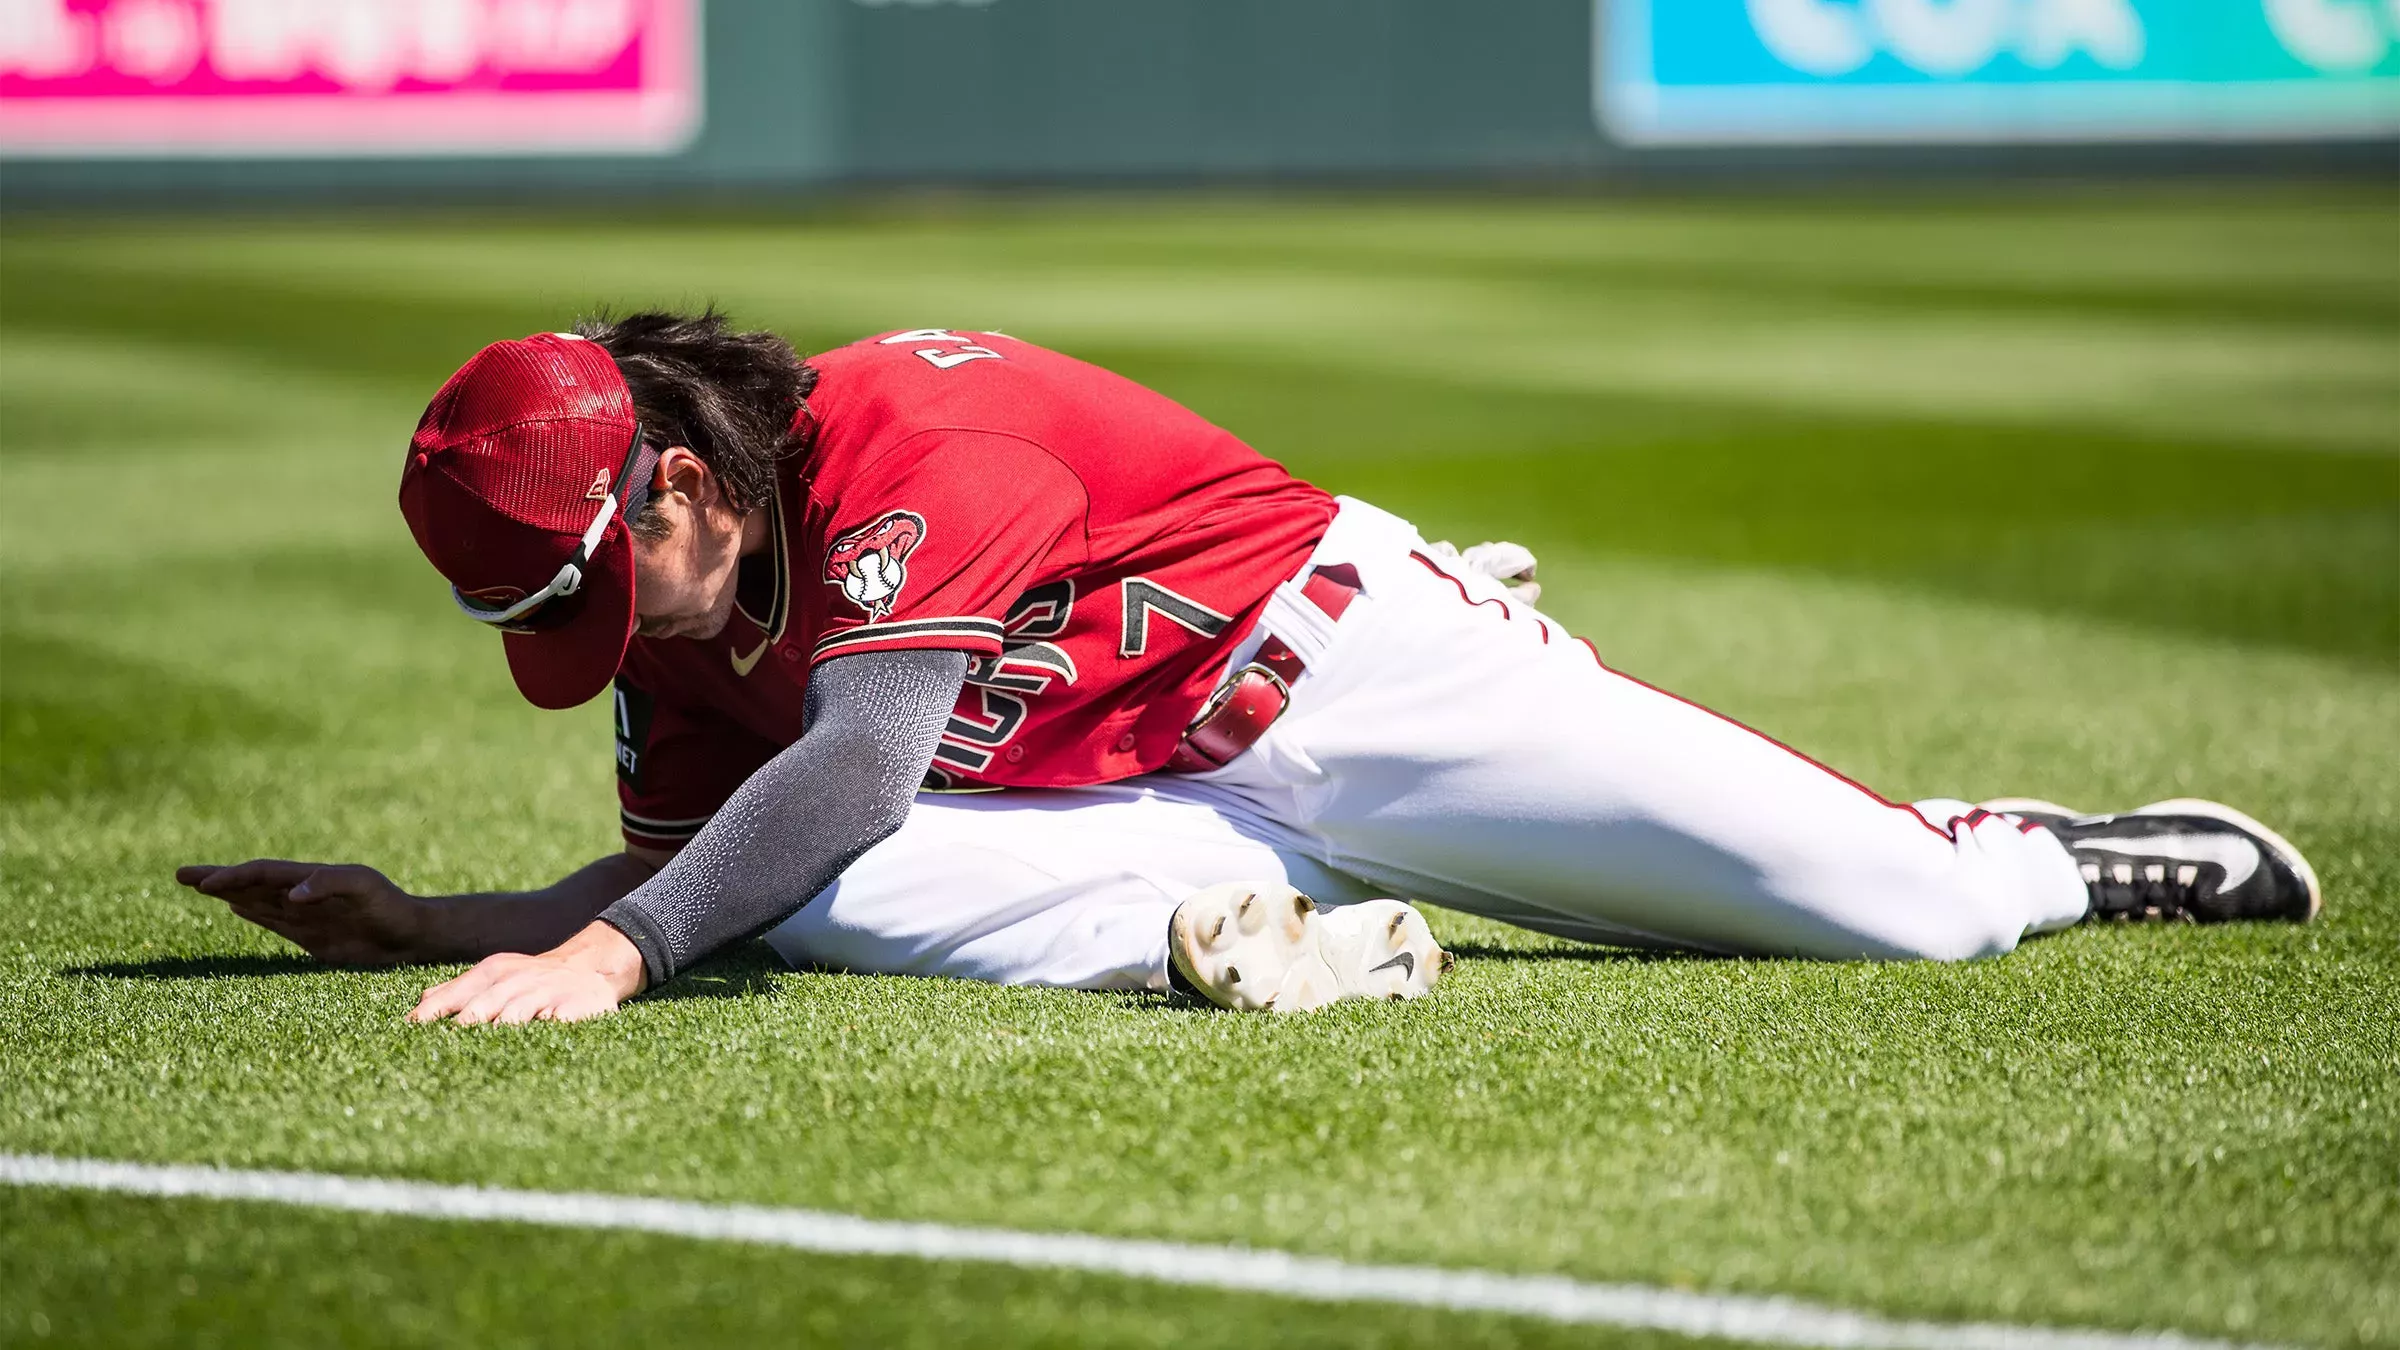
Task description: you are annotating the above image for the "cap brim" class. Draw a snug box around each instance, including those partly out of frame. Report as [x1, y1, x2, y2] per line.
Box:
[501, 523, 638, 711]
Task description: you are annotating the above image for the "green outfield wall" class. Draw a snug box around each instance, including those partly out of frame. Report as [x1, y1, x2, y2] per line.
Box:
[3, 0, 2393, 201]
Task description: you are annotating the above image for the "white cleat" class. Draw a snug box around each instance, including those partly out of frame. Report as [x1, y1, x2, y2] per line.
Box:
[1167, 883, 1451, 1013]
[1979, 797, 2080, 820]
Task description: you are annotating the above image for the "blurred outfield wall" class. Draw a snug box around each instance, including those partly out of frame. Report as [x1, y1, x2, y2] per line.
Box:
[2, 0, 2395, 202]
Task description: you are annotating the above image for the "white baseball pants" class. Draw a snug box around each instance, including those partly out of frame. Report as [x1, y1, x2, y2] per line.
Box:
[765, 498, 2089, 990]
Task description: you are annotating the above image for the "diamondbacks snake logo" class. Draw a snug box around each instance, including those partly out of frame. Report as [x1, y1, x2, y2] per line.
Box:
[824, 510, 926, 620]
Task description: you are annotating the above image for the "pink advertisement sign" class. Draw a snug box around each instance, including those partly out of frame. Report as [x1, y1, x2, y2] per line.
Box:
[0, 0, 702, 156]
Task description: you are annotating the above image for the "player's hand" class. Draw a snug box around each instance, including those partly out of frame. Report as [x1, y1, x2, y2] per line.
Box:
[407, 921, 647, 1026]
[176, 860, 424, 967]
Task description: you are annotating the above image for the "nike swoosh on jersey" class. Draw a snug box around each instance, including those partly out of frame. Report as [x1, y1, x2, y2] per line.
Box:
[1369, 950, 1415, 979]
[2080, 834, 2260, 888]
[729, 636, 771, 677]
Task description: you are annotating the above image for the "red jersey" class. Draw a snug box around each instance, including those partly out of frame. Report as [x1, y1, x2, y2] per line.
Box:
[613, 329, 1334, 851]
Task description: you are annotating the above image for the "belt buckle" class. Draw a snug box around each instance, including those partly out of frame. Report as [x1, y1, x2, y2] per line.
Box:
[1169, 661, 1292, 773]
[1193, 661, 1288, 728]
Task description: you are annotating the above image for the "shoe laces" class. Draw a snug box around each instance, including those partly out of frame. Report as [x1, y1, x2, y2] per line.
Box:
[2077, 850, 2220, 923]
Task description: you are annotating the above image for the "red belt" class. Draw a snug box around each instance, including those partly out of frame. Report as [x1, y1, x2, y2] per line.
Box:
[1165, 564, 1360, 774]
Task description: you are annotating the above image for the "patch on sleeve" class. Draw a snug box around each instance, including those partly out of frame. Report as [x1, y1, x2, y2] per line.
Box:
[613, 676, 655, 791]
[824, 509, 927, 621]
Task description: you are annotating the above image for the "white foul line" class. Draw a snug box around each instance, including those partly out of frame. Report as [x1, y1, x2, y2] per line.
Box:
[2, 1153, 2280, 1350]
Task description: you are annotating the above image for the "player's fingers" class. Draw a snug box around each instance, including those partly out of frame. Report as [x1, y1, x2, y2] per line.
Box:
[545, 987, 621, 1023]
[224, 892, 310, 925]
[288, 864, 383, 903]
[188, 859, 315, 896]
[492, 987, 558, 1026]
[226, 901, 312, 946]
[176, 862, 243, 888]
[411, 972, 493, 1023]
[409, 980, 475, 1023]
[452, 970, 537, 1026]
[190, 861, 321, 906]
[409, 958, 515, 1023]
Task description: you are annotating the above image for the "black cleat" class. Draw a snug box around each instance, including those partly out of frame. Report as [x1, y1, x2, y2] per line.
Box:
[1981, 798, 2321, 925]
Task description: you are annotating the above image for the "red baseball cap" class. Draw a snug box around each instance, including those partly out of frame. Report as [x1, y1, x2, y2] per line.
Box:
[398, 332, 657, 710]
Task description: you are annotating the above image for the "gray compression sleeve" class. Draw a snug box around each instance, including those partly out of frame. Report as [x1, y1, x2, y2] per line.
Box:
[597, 647, 967, 988]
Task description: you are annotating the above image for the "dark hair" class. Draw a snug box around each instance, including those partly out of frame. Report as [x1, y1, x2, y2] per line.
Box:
[574, 308, 816, 538]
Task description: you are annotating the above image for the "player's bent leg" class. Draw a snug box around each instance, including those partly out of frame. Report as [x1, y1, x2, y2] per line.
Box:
[762, 780, 1375, 992]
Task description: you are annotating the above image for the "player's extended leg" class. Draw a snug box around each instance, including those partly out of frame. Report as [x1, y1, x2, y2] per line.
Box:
[761, 779, 1377, 991]
[1204, 499, 2195, 961]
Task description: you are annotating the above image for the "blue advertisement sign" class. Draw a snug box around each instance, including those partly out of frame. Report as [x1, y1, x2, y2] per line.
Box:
[1598, 0, 2400, 143]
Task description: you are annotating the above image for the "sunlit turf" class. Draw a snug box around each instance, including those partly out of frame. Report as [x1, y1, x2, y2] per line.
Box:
[2, 188, 2395, 1348]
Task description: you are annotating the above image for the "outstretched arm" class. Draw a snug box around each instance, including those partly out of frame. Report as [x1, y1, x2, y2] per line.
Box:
[408, 647, 967, 1025]
[175, 850, 668, 968]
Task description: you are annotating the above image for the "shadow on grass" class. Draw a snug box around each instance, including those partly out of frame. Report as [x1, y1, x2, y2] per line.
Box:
[66, 943, 1699, 997]
[1443, 942, 1708, 965]
[64, 953, 334, 981]
[645, 944, 786, 1004]
[67, 944, 791, 1003]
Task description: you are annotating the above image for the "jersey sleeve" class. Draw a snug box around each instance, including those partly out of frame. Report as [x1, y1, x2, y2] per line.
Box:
[810, 430, 1087, 666]
[611, 674, 781, 852]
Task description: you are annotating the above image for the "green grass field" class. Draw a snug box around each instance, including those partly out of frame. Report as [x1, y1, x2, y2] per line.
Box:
[2, 187, 2395, 1349]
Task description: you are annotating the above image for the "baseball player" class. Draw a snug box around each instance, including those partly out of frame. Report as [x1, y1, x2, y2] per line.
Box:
[178, 312, 2322, 1022]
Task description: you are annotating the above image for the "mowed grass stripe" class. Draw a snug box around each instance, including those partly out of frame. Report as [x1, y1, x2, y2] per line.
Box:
[6, 193, 2393, 453]
[0, 1155, 2292, 1350]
